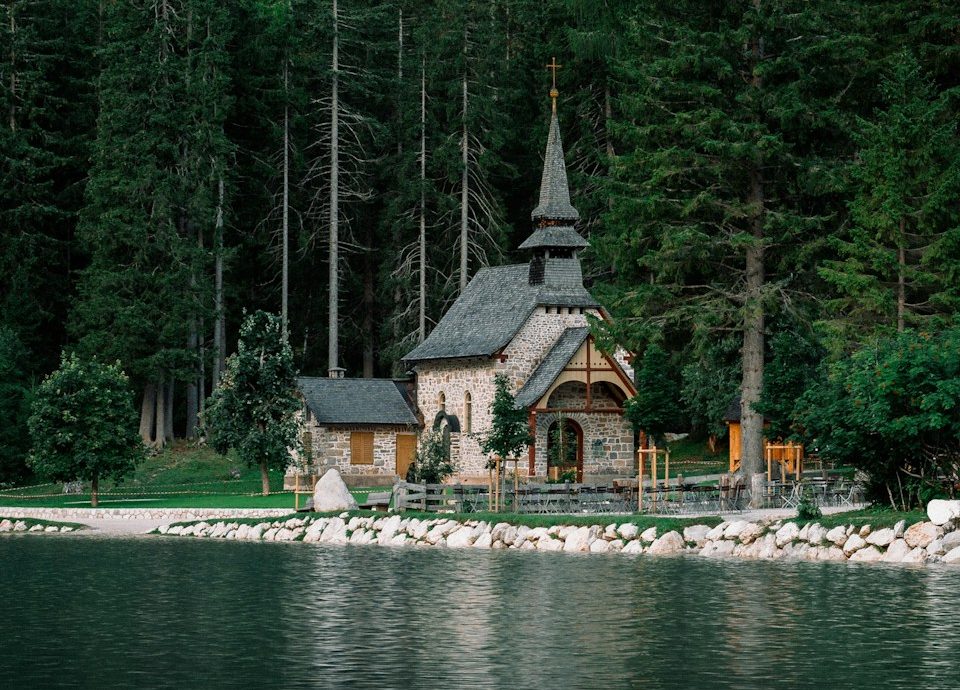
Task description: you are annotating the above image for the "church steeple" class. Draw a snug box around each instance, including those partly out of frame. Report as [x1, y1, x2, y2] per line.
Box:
[531, 59, 580, 227]
[524, 61, 588, 288]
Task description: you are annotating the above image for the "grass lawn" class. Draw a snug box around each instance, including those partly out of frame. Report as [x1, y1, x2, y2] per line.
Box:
[801, 506, 929, 529]
[0, 441, 377, 510]
[654, 437, 728, 479]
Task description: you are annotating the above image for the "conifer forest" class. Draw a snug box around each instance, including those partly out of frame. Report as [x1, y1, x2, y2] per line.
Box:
[1, 1, 959, 484]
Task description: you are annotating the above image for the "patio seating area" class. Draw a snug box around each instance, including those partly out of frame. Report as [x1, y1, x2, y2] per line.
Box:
[392, 476, 865, 516]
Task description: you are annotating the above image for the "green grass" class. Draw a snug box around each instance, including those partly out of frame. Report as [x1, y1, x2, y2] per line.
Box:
[0, 441, 379, 510]
[797, 506, 928, 529]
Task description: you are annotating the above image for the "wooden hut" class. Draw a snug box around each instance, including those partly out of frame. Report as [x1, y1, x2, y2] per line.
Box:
[724, 395, 803, 476]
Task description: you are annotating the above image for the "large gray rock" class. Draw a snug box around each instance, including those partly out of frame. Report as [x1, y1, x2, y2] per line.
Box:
[927, 500, 960, 526]
[843, 534, 867, 555]
[826, 526, 848, 547]
[904, 522, 938, 549]
[775, 522, 799, 548]
[865, 528, 895, 547]
[942, 545, 960, 564]
[882, 539, 911, 563]
[563, 526, 593, 553]
[312, 468, 358, 512]
[446, 526, 477, 549]
[738, 522, 765, 545]
[849, 546, 882, 562]
[683, 524, 711, 546]
[648, 531, 684, 555]
[941, 530, 960, 551]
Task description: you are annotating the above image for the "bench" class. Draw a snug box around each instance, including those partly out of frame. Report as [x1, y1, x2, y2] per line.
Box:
[358, 491, 392, 511]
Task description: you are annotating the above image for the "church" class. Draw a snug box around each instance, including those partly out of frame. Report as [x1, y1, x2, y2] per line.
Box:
[295, 84, 637, 486]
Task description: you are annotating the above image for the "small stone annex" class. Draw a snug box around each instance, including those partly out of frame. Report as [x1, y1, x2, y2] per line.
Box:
[293, 86, 637, 486]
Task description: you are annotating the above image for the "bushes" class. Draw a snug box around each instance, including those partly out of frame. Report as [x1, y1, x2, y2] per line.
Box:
[795, 327, 960, 509]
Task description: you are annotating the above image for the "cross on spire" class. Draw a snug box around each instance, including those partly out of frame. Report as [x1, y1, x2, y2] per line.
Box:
[546, 57, 562, 112]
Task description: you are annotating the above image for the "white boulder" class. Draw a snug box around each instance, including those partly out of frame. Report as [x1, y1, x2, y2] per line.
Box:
[312, 468, 358, 513]
[775, 522, 799, 548]
[618, 523, 639, 540]
[648, 531, 685, 556]
[640, 527, 658, 543]
[865, 528, 895, 547]
[683, 524, 711, 546]
[882, 539, 911, 563]
[942, 545, 960, 564]
[927, 500, 960, 526]
[843, 534, 866, 555]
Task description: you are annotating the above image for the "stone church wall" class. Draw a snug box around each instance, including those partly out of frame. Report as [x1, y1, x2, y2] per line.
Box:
[414, 357, 498, 478]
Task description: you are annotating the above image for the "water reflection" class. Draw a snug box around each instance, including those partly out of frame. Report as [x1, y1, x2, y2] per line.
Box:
[2, 537, 960, 689]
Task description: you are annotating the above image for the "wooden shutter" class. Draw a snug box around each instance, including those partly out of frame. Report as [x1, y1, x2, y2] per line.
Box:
[350, 431, 375, 465]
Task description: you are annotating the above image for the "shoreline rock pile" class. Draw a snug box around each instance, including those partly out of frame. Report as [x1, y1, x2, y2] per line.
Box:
[151, 513, 960, 565]
[0, 518, 77, 534]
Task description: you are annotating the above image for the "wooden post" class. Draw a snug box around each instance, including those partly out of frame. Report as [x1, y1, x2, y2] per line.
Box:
[651, 443, 658, 512]
[638, 450, 644, 513]
[794, 443, 801, 482]
[665, 449, 670, 490]
[488, 466, 493, 512]
[514, 459, 519, 513]
[766, 445, 772, 482]
[295, 473, 300, 512]
[780, 447, 786, 483]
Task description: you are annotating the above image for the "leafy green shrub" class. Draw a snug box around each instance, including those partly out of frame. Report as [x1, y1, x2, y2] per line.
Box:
[796, 485, 822, 520]
[407, 429, 454, 484]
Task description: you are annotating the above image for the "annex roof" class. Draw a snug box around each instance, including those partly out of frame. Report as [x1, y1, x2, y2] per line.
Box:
[514, 327, 590, 408]
[298, 377, 419, 426]
[402, 264, 599, 363]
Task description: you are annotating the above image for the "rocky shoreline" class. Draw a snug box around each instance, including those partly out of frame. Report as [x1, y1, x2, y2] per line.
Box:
[5, 506, 960, 565]
[154, 513, 960, 565]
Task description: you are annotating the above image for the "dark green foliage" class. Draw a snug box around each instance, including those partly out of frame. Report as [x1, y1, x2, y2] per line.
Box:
[0, 327, 32, 485]
[27, 353, 142, 506]
[624, 343, 683, 443]
[407, 428, 454, 484]
[796, 485, 823, 521]
[479, 374, 532, 464]
[756, 331, 825, 440]
[203, 311, 301, 495]
[795, 327, 960, 509]
[818, 53, 960, 348]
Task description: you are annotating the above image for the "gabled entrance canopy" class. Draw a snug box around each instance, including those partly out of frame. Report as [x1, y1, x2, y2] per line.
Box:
[515, 327, 636, 411]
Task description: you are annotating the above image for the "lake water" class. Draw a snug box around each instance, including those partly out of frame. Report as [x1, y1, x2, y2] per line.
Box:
[2, 536, 960, 689]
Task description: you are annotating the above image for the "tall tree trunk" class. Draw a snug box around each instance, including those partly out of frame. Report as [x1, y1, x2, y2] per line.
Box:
[418, 58, 427, 342]
[212, 176, 225, 387]
[260, 460, 270, 496]
[90, 474, 99, 508]
[154, 379, 167, 449]
[282, 62, 290, 338]
[459, 70, 469, 293]
[742, 17, 765, 487]
[164, 379, 175, 442]
[363, 231, 374, 377]
[139, 383, 157, 445]
[604, 83, 614, 159]
[8, 5, 15, 132]
[186, 334, 198, 438]
[328, 0, 340, 371]
[897, 218, 906, 332]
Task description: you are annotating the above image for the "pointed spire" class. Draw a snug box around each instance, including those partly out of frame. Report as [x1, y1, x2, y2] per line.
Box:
[531, 81, 579, 226]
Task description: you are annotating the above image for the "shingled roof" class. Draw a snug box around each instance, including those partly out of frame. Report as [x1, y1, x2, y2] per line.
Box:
[531, 110, 580, 224]
[518, 225, 589, 251]
[298, 377, 419, 426]
[514, 327, 590, 408]
[402, 265, 598, 363]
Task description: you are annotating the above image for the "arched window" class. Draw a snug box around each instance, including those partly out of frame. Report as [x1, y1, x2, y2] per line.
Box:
[464, 391, 472, 433]
[438, 391, 446, 413]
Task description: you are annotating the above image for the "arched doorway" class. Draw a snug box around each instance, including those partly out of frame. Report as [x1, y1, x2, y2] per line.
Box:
[546, 418, 583, 482]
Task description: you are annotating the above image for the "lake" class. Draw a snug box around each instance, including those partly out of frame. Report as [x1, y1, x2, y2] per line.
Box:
[2, 536, 959, 689]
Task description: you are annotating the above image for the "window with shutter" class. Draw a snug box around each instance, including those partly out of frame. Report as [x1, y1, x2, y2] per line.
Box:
[350, 431, 375, 465]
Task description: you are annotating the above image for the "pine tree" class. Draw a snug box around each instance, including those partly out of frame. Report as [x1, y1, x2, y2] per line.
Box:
[598, 0, 862, 479]
[819, 53, 960, 348]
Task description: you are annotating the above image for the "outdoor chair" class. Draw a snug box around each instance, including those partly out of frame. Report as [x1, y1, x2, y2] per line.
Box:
[781, 483, 801, 509]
